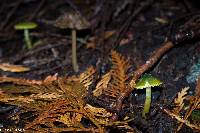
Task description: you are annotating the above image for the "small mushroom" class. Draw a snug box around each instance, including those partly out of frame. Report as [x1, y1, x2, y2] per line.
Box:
[14, 22, 38, 49]
[135, 74, 162, 118]
[54, 11, 90, 72]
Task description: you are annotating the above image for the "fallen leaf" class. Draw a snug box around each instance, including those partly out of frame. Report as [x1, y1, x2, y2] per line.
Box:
[119, 32, 134, 46]
[0, 63, 30, 72]
[155, 17, 168, 24]
[43, 73, 58, 84]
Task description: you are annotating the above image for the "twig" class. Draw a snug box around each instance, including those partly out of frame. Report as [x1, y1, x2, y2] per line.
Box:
[177, 97, 200, 131]
[0, 0, 23, 30]
[11, 41, 67, 63]
[113, 0, 154, 49]
[163, 109, 200, 131]
[65, 0, 82, 15]
[182, 0, 195, 13]
[130, 41, 173, 86]
[28, 0, 46, 21]
[195, 76, 200, 96]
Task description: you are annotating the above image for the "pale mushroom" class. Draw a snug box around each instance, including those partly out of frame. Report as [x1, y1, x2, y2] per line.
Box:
[54, 11, 90, 72]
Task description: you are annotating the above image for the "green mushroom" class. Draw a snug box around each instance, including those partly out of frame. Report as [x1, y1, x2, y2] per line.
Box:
[14, 22, 38, 49]
[135, 74, 162, 118]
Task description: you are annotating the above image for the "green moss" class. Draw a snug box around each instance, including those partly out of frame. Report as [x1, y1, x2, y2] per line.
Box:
[190, 109, 200, 122]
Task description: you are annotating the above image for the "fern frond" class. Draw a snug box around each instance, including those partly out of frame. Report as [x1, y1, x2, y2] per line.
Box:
[173, 87, 189, 114]
[79, 66, 96, 90]
[103, 50, 130, 99]
[93, 72, 111, 97]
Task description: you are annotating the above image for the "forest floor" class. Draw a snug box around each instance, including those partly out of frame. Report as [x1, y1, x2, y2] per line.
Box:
[0, 0, 199, 133]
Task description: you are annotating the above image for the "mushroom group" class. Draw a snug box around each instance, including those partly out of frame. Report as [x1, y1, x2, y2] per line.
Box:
[135, 74, 162, 118]
[54, 11, 90, 72]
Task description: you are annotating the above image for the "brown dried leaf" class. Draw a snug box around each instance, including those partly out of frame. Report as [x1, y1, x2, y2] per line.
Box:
[84, 104, 112, 125]
[79, 66, 95, 90]
[84, 104, 112, 117]
[0, 89, 4, 94]
[43, 73, 58, 84]
[154, 17, 169, 24]
[58, 112, 83, 126]
[0, 95, 34, 103]
[0, 63, 30, 72]
[173, 87, 189, 114]
[93, 72, 111, 97]
[195, 76, 200, 96]
[30, 92, 62, 100]
[119, 32, 133, 46]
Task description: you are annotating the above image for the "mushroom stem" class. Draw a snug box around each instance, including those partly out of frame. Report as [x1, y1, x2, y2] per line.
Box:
[24, 29, 32, 49]
[71, 29, 79, 72]
[142, 87, 151, 118]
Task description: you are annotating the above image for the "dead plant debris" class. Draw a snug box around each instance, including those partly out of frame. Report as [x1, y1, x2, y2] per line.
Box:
[0, 0, 200, 133]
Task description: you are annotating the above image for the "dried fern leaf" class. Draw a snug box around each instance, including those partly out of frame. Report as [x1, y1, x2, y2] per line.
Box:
[25, 99, 104, 131]
[177, 97, 200, 131]
[43, 73, 58, 84]
[173, 87, 189, 114]
[0, 95, 34, 103]
[79, 66, 96, 90]
[58, 112, 83, 127]
[103, 50, 130, 98]
[25, 100, 69, 129]
[84, 104, 112, 117]
[84, 104, 112, 125]
[30, 92, 62, 100]
[164, 109, 200, 131]
[57, 78, 87, 107]
[93, 72, 111, 97]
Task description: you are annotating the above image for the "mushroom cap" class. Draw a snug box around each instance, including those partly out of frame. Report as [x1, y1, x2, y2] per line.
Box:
[54, 11, 90, 30]
[135, 74, 162, 89]
[14, 22, 38, 30]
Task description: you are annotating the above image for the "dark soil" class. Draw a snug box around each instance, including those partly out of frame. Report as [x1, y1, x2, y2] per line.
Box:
[0, 0, 199, 132]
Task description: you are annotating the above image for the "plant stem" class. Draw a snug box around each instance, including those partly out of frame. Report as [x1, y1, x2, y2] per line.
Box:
[71, 29, 79, 72]
[24, 29, 32, 49]
[142, 87, 151, 118]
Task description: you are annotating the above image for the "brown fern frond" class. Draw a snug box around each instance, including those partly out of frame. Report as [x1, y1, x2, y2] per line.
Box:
[84, 104, 113, 125]
[177, 97, 200, 132]
[164, 109, 200, 131]
[93, 72, 111, 97]
[165, 87, 200, 132]
[79, 66, 96, 90]
[103, 50, 130, 99]
[173, 87, 189, 114]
